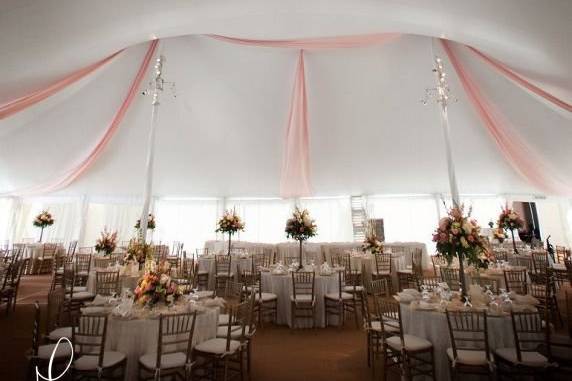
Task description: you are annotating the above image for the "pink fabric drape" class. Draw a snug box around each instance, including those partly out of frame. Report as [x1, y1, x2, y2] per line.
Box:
[0, 51, 122, 120]
[280, 50, 312, 198]
[441, 39, 572, 196]
[6, 40, 159, 196]
[208, 33, 400, 49]
[466, 46, 572, 113]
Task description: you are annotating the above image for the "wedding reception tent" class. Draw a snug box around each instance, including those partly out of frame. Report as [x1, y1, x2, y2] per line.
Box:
[0, 1, 571, 380]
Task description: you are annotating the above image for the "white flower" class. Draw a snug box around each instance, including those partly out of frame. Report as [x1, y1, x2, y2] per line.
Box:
[160, 274, 170, 285]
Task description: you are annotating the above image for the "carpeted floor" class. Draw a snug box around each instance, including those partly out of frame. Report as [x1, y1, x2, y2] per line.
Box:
[0, 275, 376, 381]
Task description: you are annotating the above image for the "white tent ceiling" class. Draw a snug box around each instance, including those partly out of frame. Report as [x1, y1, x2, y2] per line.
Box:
[0, 0, 570, 198]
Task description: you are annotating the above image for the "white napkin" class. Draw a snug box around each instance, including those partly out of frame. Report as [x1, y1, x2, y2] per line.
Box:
[202, 297, 226, 308]
[319, 262, 332, 275]
[89, 295, 111, 306]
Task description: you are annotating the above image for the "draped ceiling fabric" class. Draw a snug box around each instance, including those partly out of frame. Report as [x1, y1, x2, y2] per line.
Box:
[0, 0, 570, 199]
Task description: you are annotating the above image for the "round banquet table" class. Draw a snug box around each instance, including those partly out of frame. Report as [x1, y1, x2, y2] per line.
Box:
[347, 253, 405, 291]
[14, 243, 66, 274]
[261, 271, 339, 328]
[86, 269, 140, 294]
[197, 255, 253, 290]
[101, 306, 218, 381]
[400, 303, 524, 380]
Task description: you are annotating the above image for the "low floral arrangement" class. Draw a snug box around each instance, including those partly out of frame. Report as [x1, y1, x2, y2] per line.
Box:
[432, 205, 492, 269]
[497, 205, 524, 231]
[124, 238, 153, 264]
[135, 214, 156, 230]
[94, 228, 118, 256]
[216, 209, 245, 235]
[285, 207, 317, 241]
[134, 261, 181, 307]
[33, 210, 54, 228]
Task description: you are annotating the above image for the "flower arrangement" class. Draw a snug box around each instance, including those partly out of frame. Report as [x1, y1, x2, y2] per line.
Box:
[124, 238, 153, 264]
[133, 261, 181, 307]
[432, 205, 492, 269]
[94, 228, 118, 256]
[135, 214, 156, 230]
[33, 210, 54, 242]
[285, 207, 317, 270]
[493, 228, 507, 243]
[285, 207, 318, 242]
[497, 205, 524, 231]
[362, 221, 383, 254]
[496, 204, 524, 253]
[216, 209, 245, 255]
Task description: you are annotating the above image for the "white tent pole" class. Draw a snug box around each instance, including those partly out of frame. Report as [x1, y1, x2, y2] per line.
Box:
[438, 91, 460, 207]
[140, 45, 164, 243]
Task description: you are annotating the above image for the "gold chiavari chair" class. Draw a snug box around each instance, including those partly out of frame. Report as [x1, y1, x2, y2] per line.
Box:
[290, 271, 316, 329]
[282, 255, 299, 266]
[45, 288, 72, 342]
[510, 255, 534, 272]
[440, 267, 461, 291]
[72, 314, 127, 380]
[50, 253, 67, 291]
[411, 248, 424, 277]
[445, 310, 493, 379]
[93, 256, 112, 269]
[372, 253, 392, 291]
[361, 291, 381, 374]
[138, 311, 197, 381]
[75, 253, 92, 286]
[419, 276, 442, 292]
[324, 270, 359, 328]
[37, 243, 57, 274]
[95, 271, 120, 296]
[529, 270, 562, 327]
[493, 248, 510, 262]
[221, 280, 244, 306]
[63, 263, 94, 321]
[252, 269, 277, 326]
[67, 240, 78, 256]
[261, 247, 275, 267]
[431, 254, 448, 277]
[378, 298, 436, 380]
[531, 250, 549, 279]
[194, 300, 248, 381]
[26, 302, 73, 380]
[494, 311, 555, 378]
[194, 249, 210, 290]
[565, 257, 572, 287]
[214, 255, 233, 295]
[471, 276, 500, 294]
[173, 258, 196, 295]
[555, 246, 569, 264]
[1, 257, 29, 313]
[397, 271, 419, 292]
[77, 246, 94, 254]
[367, 278, 391, 298]
[503, 269, 528, 295]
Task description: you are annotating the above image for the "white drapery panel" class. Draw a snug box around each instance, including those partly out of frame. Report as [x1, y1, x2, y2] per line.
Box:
[535, 198, 572, 247]
[225, 198, 295, 243]
[366, 195, 439, 254]
[83, 198, 143, 246]
[0, 197, 16, 244]
[298, 196, 353, 242]
[154, 198, 221, 251]
[13, 196, 82, 243]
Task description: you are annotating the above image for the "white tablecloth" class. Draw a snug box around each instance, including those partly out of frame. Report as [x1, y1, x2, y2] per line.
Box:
[205, 240, 430, 269]
[261, 271, 339, 328]
[104, 307, 218, 381]
[400, 304, 519, 380]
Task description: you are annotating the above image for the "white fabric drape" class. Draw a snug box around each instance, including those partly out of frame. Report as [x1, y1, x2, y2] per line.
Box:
[535, 198, 572, 247]
[225, 198, 294, 243]
[13, 196, 82, 243]
[367, 195, 439, 254]
[298, 196, 353, 242]
[82, 197, 143, 246]
[154, 198, 220, 251]
[0, 197, 16, 244]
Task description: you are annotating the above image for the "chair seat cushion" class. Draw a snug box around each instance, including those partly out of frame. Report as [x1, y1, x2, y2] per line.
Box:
[77, 271, 89, 277]
[373, 271, 391, 276]
[447, 348, 490, 366]
[343, 285, 364, 292]
[66, 291, 95, 300]
[255, 292, 277, 302]
[194, 338, 240, 354]
[139, 352, 186, 370]
[74, 351, 125, 371]
[49, 326, 73, 341]
[290, 294, 315, 303]
[495, 347, 548, 367]
[216, 272, 234, 277]
[38, 343, 73, 360]
[197, 270, 209, 275]
[325, 292, 353, 300]
[74, 286, 88, 292]
[216, 325, 243, 339]
[370, 321, 399, 334]
[386, 334, 432, 351]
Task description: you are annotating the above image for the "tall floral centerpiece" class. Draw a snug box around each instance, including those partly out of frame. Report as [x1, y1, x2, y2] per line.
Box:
[135, 214, 156, 230]
[125, 238, 153, 268]
[216, 209, 245, 256]
[496, 205, 524, 254]
[33, 210, 54, 243]
[432, 205, 491, 298]
[285, 207, 317, 270]
[134, 261, 181, 307]
[94, 228, 118, 256]
[362, 221, 383, 254]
